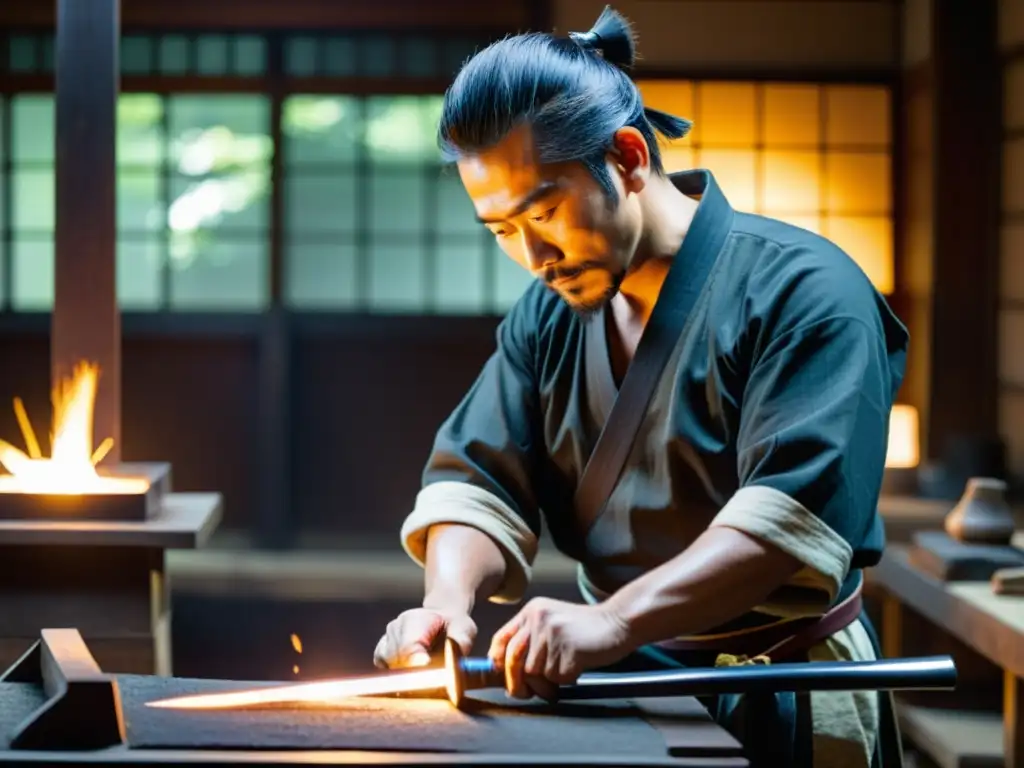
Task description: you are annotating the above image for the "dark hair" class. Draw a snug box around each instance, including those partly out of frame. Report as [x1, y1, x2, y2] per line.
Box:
[437, 5, 692, 201]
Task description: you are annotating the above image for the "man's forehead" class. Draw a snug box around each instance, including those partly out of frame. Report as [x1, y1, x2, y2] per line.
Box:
[461, 126, 541, 180]
[457, 127, 552, 213]
[461, 161, 546, 209]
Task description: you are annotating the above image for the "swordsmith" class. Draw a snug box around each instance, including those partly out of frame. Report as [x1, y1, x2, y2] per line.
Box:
[147, 638, 957, 711]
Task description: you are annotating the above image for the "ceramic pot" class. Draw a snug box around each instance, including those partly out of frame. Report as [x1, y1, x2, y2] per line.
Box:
[944, 477, 1015, 545]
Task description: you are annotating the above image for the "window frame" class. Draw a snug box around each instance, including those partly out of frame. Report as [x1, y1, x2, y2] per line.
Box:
[0, 30, 901, 329]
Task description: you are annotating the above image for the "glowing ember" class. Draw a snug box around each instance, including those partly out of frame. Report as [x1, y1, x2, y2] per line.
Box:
[0, 362, 149, 496]
[290, 633, 302, 675]
[146, 667, 449, 710]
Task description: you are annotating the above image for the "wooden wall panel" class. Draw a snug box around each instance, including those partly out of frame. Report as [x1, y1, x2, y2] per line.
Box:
[898, 1, 1004, 473]
[1000, 0, 1024, 50]
[552, 0, 898, 73]
[903, 0, 932, 67]
[1000, 310, 1024, 389]
[900, 80, 934, 450]
[1003, 224, 1024, 303]
[1001, 391, 1024, 481]
[1002, 1, 1024, 481]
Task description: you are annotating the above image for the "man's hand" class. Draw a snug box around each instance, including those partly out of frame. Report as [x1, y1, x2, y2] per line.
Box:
[487, 598, 633, 700]
[373, 607, 478, 669]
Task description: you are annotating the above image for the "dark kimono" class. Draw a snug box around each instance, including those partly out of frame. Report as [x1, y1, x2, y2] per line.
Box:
[401, 169, 910, 767]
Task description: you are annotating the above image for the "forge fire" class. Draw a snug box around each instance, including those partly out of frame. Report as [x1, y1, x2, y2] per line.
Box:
[0, 361, 150, 506]
[0, 361, 148, 496]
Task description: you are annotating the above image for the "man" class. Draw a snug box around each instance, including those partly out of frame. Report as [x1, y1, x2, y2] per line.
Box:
[373, 6, 909, 767]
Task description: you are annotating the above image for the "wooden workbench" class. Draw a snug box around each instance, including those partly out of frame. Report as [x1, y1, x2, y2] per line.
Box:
[869, 545, 1023, 767]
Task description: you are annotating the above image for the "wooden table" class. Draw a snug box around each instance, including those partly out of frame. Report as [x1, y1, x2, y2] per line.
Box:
[869, 545, 1024, 767]
[877, 495, 951, 543]
[0, 489, 222, 676]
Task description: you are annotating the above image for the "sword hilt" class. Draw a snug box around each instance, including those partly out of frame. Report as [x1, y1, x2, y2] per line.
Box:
[444, 637, 503, 707]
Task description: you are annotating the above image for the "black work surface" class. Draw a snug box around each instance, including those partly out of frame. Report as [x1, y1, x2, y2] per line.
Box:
[0, 683, 46, 747]
[0, 676, 748, 766]
[119, 675, 684, 754]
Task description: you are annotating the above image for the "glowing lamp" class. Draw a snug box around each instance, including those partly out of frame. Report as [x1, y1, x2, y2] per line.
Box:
[886, 404, 920, 469]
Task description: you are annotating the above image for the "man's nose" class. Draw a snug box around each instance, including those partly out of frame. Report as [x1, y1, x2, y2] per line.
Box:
[521, 231, 562, 271]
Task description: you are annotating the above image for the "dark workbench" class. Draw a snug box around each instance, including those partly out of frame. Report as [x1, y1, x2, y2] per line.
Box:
[0, 675, 747, 767]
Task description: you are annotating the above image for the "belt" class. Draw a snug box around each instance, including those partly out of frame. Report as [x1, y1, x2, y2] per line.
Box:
[654, 577, 864, 662]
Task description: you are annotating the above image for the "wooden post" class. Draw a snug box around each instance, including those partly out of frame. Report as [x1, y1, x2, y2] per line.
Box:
[923, 0, 1002, 464]
[881, 593, 903, 659]
[52, 0, 121, 465]
[1005, 671, 1023, 768]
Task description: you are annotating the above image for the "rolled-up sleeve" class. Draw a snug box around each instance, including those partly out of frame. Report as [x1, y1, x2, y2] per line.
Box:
[400, 300, 544, 604]
[710, 314, 895, 604]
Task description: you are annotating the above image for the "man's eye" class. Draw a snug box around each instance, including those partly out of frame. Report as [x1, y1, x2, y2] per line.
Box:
[531, 207, 556, 223]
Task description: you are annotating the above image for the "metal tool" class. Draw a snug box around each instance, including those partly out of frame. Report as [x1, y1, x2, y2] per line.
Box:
[443, 639, 957, 708]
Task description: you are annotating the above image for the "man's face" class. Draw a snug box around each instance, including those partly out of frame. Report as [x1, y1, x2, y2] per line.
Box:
[457, 125, 646, 315]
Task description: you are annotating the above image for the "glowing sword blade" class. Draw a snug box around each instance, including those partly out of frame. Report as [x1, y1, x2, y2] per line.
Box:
[146, 667, 449, 710]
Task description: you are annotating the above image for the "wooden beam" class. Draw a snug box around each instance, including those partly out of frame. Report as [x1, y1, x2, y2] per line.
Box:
[927, 0, 1002, 459]
[0, 0, 534, 31]
[52, 0, 121, 464]
[252, 36, 294, 551]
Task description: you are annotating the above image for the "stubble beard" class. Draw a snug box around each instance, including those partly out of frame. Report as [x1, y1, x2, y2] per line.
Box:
[554, 266, 626, 319]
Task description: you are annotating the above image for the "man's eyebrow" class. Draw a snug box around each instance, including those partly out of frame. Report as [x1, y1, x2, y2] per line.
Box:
[475, 180, 561, 224]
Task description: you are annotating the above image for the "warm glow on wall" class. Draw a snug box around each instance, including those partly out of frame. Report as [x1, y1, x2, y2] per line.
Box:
[886, 404, 920, 469]
[636, 80, 894, 294]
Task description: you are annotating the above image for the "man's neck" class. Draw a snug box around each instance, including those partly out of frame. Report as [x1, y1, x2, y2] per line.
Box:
[614, 176, 700, 324]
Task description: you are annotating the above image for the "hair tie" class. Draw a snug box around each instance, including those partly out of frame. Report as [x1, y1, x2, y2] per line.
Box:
[569, 30, 601, 51]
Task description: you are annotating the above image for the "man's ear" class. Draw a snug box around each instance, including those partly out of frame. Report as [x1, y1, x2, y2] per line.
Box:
[609, 126, 651, 193]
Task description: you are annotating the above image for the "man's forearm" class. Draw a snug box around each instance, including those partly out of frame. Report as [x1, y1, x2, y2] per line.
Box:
[602, 526, 804, 650]
[422, 524, 507, 614]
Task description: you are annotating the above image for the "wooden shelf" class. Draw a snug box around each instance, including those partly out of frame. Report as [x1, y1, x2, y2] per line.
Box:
[898, 701, 1003, 768]
[869, 546, 1024, 680]
[0, 493, 222, 549]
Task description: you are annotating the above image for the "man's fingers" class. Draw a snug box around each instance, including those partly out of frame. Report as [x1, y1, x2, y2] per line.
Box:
[489, 613, 523, 663]
[554, 654, 581, 685]
[377, 611, 446, 669]
[372, 635, 389, 669]
[446, 616, 478, 655]
[525, 674, 560, 702]
[400, 641, 434, 668]
[523, 635, 547, 677]
[503, 626, 532, 699]
[399, 614, 443, 667]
